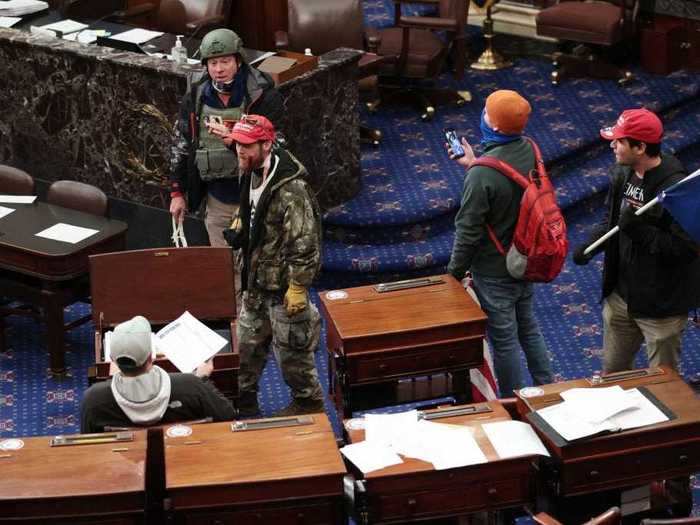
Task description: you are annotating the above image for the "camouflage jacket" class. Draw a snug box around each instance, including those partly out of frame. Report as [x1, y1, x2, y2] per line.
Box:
[169, 64, 283, 212]
[235, 147, 322, 293]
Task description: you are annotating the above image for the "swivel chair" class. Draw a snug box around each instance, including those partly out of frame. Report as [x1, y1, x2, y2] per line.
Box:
[274, 0, 386, 145]
[374, 0, 471, 121]
[0, 165, 34, 195]
[116, 0, 230, 37]
[536, 0, 639, 85]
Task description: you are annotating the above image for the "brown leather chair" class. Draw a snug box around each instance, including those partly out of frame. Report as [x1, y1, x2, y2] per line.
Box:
[375, 0, 471, 121]
[60, 0, 125, 20]
[536, 0, 639, 85]
[0, 165, 34, 195]
[118, 0, 230, 37]
[274, 0, 386, 145]
[47, 180, 108, 217]
[533, 506, 621, 525]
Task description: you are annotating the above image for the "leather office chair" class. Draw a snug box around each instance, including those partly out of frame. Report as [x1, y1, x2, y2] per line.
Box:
[374, 0, 471, 121]
[0, 165, 34, 195]
[117, 0, 230, 37]
[47, 180, 108, 217]
[536, 0, 639, 85]
[60, 0, 125, 20]
[533, 506, 621, 525]
[274, 0, 385, 145]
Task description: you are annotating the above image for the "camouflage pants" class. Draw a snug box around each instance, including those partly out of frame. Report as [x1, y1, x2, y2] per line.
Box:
[237, 289, 323, 402]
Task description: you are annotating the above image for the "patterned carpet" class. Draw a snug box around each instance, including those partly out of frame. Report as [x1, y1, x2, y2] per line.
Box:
[1, 0, 700, 518]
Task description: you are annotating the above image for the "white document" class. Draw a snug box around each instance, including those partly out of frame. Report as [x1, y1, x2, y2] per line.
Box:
[0, 0, 48, 16]
[35, 223, 99, 244]
[339, 441, 403, 474]
[155, 311, 227, 373]
[0, 16, 21, 27]
[63, 29, 108, 44]
[364, 410, 419, 447]
[415, 420, 488, 470]
[110, 28, 164, 45]
[607, 388, 669, 430]
[0, 206, 15, 219]
[249, 50, 276, 66]
[37, 19, 87, 35]
[0, 195, 36, 203]
[482, 420, 550, 458]
[560, 386, 637, 424]
[104, 331, 159, 362]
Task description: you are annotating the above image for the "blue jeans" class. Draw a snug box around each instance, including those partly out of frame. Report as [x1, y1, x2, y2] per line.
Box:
[471, 273, 553, 397]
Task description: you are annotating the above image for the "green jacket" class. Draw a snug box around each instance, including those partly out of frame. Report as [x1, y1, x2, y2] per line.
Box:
[448, 138, 535, 278]
[234, 148, 322, 293]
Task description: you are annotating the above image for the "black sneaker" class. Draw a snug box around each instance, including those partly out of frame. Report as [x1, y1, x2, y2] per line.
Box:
[272, 397, 325, 417]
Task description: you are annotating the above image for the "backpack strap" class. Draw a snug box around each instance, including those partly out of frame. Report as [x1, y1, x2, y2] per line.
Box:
[469, 137, 544, 255]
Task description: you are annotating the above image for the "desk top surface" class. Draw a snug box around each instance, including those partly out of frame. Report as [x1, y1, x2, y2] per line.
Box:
[346, 401, 528, 479]
[320, 275, 487, 339]
[516, 367, 700, 458]
[165, 414, 346, 490]
[0, 201, 127, 259]
[0, 431, 146, 500]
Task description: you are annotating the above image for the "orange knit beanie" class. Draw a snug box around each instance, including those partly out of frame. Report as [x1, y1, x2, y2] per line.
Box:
[485, 90, 531, 134]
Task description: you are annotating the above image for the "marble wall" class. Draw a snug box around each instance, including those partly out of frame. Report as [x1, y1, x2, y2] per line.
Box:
[0, 29, 361, 211]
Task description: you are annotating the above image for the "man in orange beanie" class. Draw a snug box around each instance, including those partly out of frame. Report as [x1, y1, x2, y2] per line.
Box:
[447, 89, 554, 397]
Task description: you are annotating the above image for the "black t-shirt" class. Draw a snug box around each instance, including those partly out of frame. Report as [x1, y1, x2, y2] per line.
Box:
[616, 172, 645, 302]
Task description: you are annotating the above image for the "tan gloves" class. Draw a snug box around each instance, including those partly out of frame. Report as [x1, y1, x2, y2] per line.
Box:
[284, 280, 308, 315]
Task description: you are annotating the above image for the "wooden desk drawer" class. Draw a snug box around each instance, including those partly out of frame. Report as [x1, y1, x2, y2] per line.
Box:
[562, 444, 700, 495]
[350, 339, 482, 383]
[183, 501, 337, 525]
[374, 477, 525, 521]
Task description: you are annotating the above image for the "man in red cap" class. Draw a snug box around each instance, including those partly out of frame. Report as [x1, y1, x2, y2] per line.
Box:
[222, 115, 325, 417]
[573, 108, 700, 373]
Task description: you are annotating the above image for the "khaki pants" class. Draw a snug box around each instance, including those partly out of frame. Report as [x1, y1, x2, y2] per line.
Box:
[602, 291, 687, 373]
[205, 193, 241, 310]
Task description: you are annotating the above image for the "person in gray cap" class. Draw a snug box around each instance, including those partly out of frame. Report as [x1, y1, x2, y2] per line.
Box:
[169, 28, 283, 247]
[80, 316, 234, 433]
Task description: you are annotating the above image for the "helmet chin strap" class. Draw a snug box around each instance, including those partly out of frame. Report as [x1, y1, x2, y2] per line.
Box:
[212, 78, 235, 94]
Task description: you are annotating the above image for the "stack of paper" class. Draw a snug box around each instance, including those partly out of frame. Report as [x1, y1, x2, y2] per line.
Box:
[110, 28, 163, 45]
[0, 0, 48, 16]
[36, 19, 87, 36]
[536, 386, 669, 441]
[0, 16, 22, 27]
[0, 195, 36, 203]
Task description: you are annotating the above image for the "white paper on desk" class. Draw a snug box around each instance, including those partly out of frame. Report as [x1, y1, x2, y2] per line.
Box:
[35, 223, 99, 244]
[155, 311, 226, 373]
[111, 28, 164, 45]
[0, 206, 15, 219]
[0, 16, 21, 27]
[537, 401, 618, 442]
[37, 19, 87, 35]
[482, 420, 549, 458]
[560, 385, 637, 424]
[0, 0, 48, 16]
[364, 410, 418, 447]
[416, 420, 488, 470]
[0, 194, 36, 203]
[249, 50, 276, 66]
[104, 331, 160, 362]
[63, 30, 102, 44]
[340, 441, 403, 474]
[607, 388, 669, 430]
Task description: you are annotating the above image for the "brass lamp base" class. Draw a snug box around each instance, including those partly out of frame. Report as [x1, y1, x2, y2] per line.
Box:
[471, 45, 512, 71]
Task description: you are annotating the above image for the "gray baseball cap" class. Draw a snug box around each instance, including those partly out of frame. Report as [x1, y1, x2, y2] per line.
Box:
[111, 316, 152, 370]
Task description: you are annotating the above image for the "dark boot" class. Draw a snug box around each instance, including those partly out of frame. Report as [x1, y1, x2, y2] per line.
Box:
[272, 397, 325, 417]
[236, 391, 260, 418]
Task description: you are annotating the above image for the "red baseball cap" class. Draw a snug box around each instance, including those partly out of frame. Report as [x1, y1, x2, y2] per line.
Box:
[229, 114, 276, 144]
[600, 108, 663, 143]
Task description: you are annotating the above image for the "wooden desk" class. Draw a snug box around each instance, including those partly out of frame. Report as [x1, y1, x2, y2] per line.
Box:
[0, 201, 127, 374]
[345, 402, 535, 524]
[0, 431, 147, 523]
[319, 275, 487, 418]
[515, 367, 700, 497]
[164, 414, 347, 524]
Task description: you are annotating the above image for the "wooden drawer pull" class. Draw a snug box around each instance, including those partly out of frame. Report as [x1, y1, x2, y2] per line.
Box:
[488, 487, 498, 497]
[679, 454, 689, 464]
[588, 470, 600, 480]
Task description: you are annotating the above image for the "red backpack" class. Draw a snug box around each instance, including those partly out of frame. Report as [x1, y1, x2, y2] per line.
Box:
[471, 137, 568, 283]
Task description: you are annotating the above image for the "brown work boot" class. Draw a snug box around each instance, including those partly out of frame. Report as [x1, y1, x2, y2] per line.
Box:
[272, 397, 325, 417]
[236, 391, 260, 418]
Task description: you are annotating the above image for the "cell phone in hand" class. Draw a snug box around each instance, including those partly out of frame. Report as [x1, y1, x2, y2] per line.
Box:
[444, 128, 465, 159]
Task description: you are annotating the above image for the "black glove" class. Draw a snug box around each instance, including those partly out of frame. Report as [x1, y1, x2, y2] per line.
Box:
[222, 228, 244, 249]
[572, 244, 592, 266]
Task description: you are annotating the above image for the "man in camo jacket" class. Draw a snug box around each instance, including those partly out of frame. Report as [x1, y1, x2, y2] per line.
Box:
[223, 114, 324, 417]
